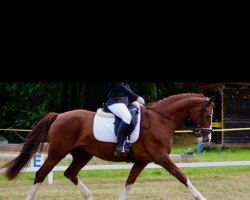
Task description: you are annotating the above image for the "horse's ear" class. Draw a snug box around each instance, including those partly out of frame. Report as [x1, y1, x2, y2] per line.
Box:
[208, 96, 215, 105]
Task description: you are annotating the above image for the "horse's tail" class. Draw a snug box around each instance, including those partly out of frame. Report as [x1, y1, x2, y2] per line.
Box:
[0, 112, 58, 180]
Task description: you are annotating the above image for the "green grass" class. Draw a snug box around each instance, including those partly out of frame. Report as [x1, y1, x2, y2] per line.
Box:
[171, 144, 198, 154]
[1, 165, 249, 182]
[1, 165, 250, 200]
[195, 148, 250, 162]
[171, 144, 250, 162]
[1, 147, 250, 200]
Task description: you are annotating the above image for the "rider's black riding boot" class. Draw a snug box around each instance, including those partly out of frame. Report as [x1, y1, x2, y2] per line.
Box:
[114, 121, 131, 157]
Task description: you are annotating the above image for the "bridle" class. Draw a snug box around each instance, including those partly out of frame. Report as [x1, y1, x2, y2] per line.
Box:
[191, 97, 213, 137]
[145, 97, 213, 137]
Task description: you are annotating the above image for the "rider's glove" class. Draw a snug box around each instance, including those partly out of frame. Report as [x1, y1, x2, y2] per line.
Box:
[137, 96, 145, 105]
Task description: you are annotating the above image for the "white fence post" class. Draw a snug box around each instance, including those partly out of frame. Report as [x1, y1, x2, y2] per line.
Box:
[30, 154, 54, 184]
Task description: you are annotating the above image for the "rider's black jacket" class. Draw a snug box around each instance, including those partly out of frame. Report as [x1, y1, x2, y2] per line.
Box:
[106, 82, 139, 106]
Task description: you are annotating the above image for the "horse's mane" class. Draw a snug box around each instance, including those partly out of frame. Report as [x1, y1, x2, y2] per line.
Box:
[150, 93, 205, 107]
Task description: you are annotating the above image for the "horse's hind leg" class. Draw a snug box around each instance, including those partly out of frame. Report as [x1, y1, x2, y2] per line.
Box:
[118, 162, 148, 200]
[64, 148, 93, 200]
[26, 136, 73, 200]
[26, 151, 67, 200]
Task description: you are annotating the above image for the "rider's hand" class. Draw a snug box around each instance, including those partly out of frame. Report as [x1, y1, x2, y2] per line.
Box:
[137, 96, 145, 105]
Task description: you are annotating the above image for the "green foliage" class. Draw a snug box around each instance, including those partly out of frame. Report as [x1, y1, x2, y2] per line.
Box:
[0, 83, 87, 142]
[130, 82, 158, 103]
[0, 82, 200, 143]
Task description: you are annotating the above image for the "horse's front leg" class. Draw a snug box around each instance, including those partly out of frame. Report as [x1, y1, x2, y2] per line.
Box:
[118, 162, 148, 200]
[153, 153, 206, 200]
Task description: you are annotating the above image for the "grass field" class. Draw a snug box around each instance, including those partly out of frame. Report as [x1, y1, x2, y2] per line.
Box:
[1, 146, 250, 199]
[1, 139, 250, 199]
[0, 166, 250, 200]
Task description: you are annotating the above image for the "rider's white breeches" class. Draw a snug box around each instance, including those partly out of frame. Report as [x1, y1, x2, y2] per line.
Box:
[107, 103, 132, 124]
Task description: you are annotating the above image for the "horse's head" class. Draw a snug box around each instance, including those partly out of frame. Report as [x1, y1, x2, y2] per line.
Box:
[188, 96, 215, 143]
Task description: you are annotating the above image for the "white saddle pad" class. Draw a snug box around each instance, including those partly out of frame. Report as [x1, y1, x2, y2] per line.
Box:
[93, 107, 141, 143]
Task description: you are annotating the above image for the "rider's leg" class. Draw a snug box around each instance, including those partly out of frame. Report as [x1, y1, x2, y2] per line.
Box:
[114, 121, 131, 156]
[107, 103, 132, 156]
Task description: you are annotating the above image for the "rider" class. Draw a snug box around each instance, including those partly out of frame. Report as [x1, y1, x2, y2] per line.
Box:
[106, 82, 145, 157]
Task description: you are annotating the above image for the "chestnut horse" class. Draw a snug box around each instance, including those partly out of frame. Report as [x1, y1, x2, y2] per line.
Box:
[0, 93, 214, 200]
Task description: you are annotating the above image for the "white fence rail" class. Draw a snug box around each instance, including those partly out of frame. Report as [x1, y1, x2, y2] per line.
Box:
[22, 161, 250, 172]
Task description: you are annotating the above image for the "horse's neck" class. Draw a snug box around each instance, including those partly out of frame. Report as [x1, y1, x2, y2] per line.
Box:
[174, 98, 198, 113]
[153, 97, 200, 125]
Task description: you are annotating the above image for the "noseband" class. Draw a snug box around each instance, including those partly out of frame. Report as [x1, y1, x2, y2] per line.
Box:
[146, 97, 213, 137]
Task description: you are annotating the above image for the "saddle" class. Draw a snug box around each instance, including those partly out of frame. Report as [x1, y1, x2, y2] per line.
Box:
[97, 102, 140, 162]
